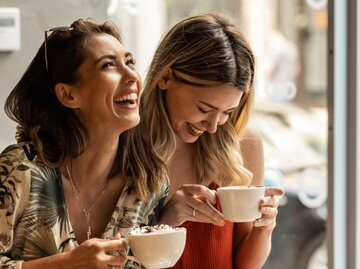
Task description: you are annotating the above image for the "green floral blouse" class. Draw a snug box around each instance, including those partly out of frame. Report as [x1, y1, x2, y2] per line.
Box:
[0, 143, 168, 269]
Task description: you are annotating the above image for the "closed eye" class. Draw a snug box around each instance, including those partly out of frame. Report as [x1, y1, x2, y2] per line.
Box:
[199, 107, 233, 115]
[198, 107, 210, 114]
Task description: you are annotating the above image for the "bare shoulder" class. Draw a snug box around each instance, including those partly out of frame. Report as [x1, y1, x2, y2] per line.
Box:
[240, 123, 263, 144]
[239, 123, 264, 185]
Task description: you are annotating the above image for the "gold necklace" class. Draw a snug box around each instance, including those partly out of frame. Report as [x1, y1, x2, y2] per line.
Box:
[65, 164, 109, 240]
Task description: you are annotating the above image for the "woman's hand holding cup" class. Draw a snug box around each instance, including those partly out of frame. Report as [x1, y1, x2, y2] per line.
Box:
[159, 184, 225, 227]
[160, 184, 284, 229]
[254, 186, 285, 230]
[213, 185, 284, 228]
[62, 235, 128, 269]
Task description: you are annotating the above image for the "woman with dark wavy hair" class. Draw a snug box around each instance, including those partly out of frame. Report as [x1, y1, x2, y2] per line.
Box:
[0, 18, 167, 269]
[127, 12, 284, 268]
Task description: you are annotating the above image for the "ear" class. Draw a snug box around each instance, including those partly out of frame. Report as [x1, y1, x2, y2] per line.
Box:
[54, 83, 80, 108]
[157, 68, 173, 90]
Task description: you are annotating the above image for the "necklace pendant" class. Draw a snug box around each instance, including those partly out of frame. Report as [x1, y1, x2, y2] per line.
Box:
[65, 164, 109, 241]
[85, 211, 91, 239]
[87, 227, 91, 240]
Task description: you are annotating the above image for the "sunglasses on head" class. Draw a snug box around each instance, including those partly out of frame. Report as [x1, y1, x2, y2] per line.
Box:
[44, 26, 73, 72]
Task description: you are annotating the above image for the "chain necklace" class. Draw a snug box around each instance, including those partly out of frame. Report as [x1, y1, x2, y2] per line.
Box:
[65, 164, 109, 240]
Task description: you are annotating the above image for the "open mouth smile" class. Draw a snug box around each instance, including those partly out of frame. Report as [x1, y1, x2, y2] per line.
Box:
[187, 123, 204, 136]
[114, 92, 138, 105]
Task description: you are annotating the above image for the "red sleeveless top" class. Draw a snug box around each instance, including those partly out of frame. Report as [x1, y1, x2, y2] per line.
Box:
[169, 199, 234, 269]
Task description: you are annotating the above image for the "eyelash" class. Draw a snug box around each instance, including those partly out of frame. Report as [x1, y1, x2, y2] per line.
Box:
[198, 108, 209, 114]
[102, 61, 116, 69]
[101, 58, 136, 70]
[126, 58, 136, 66]
[198, 107, 232, 116]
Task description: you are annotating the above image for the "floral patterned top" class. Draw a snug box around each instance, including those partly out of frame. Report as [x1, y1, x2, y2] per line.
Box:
[0, 143, 168, 269]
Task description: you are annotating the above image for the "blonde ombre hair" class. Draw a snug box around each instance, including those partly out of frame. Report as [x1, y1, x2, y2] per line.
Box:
[126, 12, 255, 187]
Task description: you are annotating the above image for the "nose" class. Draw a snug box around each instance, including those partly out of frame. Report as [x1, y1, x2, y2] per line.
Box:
[122, 65, 141, 84]
[204, 114, 219, 134]
[204, 112, 229, 133]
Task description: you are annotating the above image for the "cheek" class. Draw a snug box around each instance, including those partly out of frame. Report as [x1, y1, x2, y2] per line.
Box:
[136, 77, 143, 95]
[218, 115, 230, 126]
[168, 107, 184, 124]
[168, 106, 196, 127]
[177, 107, 201, 123]
[165, 94, 202, 123]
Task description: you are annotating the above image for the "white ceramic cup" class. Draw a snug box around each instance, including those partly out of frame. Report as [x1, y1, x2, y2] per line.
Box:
[216, 185, 266, 222]
[127, 227, 186, 268]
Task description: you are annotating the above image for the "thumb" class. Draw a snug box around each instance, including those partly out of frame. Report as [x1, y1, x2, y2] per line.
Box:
[112, 233, 122, 240]
[265, 186, 285, 197]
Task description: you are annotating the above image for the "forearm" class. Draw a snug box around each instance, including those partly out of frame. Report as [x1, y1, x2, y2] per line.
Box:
[234, 227, 273, 269]
[22, 252, 71, 269]
[0, 252, 70, 269]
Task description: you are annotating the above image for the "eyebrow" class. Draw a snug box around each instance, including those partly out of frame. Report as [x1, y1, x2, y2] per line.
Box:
[95, 54, 116, 64]
[125, 52, 133, 58]
[199, 100, 237, 111]
[95, 52, 133, 64]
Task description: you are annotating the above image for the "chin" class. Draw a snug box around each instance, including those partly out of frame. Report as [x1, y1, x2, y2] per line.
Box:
[130, 117, 141, 128]
[122, 115, 140, 130]
[182, 134, 200, 144]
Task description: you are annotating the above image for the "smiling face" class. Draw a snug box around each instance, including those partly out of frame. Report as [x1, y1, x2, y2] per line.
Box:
[161, 77, 243, 143]
[63, 33, 142, 135]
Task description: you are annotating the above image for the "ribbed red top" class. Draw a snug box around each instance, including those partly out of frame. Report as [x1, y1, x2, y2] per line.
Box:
[169, 200, 234, 269]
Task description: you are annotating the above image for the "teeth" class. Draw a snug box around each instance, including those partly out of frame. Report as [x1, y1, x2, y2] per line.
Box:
[189, 123, 203, 135]
[115, 93, 138, 102]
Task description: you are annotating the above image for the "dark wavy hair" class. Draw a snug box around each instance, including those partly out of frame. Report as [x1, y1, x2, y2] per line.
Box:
[5, 18, 122, 167]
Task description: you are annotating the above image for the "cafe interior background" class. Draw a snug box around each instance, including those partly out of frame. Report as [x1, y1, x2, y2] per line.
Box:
[0, 0, 358, 268]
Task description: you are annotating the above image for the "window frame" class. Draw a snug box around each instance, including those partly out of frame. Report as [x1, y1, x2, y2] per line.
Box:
[328, 0, 358, 268]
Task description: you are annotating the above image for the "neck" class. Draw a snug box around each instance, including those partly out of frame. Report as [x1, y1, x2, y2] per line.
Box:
[65, 135, 120, 190]
[175, 135, 196, 154]
[169, 137, 195, 167]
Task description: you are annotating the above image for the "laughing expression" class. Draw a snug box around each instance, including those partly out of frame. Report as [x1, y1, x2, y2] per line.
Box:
[163, 79, 243, 143]
[70, 33, 142, 134]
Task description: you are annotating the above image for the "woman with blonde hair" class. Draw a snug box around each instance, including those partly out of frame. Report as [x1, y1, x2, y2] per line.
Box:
[0, 18, 167, 269]
[127, 12, 284, 268]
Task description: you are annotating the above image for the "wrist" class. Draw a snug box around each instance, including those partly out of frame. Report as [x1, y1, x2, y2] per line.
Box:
[45, 252, 71, 269]
[22, 252, 70, 269]
[253, 225, 275, 234]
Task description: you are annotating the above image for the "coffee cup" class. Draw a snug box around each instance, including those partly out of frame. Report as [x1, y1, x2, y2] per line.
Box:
[127, 225, 186, 268]
[216, 185, 265, 222]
